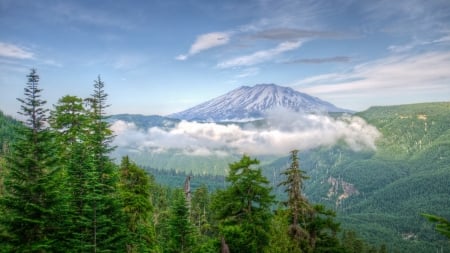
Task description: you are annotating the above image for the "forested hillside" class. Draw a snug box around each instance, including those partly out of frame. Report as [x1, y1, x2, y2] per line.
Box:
[0, 110, 21, 154]
[277, 102, 450, 252]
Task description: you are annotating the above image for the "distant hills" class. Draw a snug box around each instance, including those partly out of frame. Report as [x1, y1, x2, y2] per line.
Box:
[168, 84, 351, 121]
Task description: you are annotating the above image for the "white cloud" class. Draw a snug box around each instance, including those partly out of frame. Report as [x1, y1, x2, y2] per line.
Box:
[217, 40, 302, 68]
[175, 54, 188, 61]
[292, 51, 450, 109]
[0, 42, 34, 59]
[432, 35, 450, 44]
[111, 110, 380, 156]
[176, 32, 231, 60]
[388, 34, 450, 53]
[190, 32, 230, 54]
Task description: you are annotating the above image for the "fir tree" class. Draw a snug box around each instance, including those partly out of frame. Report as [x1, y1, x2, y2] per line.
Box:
[212, 155, 274, 253]
[84, 76, 126, 251]
[166, 189, 196, 253]
[279, 150, 342, 252]
[50, 95, 92, 251]
[119, 156, 158, 253]
[0, 69, 61, 252]
[279, 150, 312, 247]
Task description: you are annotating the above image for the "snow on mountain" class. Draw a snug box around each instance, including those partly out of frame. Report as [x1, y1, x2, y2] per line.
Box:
[168, 84, 351, 122]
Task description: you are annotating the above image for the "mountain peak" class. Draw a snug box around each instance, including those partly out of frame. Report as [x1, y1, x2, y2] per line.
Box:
[169, 84, 350, 121]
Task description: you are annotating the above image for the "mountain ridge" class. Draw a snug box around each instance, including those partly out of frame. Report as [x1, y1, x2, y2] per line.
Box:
[169, 83, 351, 121]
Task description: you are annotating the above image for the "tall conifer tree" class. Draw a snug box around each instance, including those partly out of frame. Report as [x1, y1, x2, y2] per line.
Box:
[84, 76, 126, 251]
[279, 150, 311, 245]
[1, 69, 61, 252]
[166, 189, 196, 253]
[119, 156, 158, 253]
[279, 150, 342, 252]
[50, 95, 92, 251]
[212, 155, 274, 253]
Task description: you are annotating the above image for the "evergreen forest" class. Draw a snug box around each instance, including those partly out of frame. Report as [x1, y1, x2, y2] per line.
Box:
[0, 70, 448, 252]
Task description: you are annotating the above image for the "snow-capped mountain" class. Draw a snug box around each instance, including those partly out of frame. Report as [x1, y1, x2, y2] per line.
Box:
[169, 84, 350, 121]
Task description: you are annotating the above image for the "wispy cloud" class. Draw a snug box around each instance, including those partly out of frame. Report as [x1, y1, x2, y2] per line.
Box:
[111, 110, 380, 156]
[251, 28, 344, 41]
[176, 32, 231, 60]
[217, 40, 302, 68]
[388, 34, 450, 53]
[284, 56, 351, 64]
[0, 42, 34, 59]
[292, 51, 450, 108]
[361, 0, 450, 39]
[49, 2, 135, 30]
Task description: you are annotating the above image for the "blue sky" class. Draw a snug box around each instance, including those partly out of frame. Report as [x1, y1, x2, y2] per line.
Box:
[1, 0, 450, 117]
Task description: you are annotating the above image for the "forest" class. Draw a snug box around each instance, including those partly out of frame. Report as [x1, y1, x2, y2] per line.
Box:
[0, 69, 448, 252]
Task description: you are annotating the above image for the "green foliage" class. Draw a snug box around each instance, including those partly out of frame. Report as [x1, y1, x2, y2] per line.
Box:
[82, 76, 126, 251]
[264, 210, 302, 253]
[0, 110, 21, 154]
[48, 78, 126, 252]
[421, 213, 450, 239]
[279, 150, 311, 246]
[165, 189, 197, 253]
[211, 155, 275, 253]
[0, 69, 62, 251]
[190, 185, 213, 235]
[119, 156, 158, 252]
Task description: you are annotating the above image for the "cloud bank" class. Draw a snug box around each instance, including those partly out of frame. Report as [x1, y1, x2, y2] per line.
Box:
[111, 110, 380, 156]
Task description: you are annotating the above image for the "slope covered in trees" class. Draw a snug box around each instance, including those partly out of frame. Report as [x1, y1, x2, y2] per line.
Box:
[281, 102, 450, 252]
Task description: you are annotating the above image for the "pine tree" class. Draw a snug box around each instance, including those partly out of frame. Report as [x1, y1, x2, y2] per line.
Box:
[84, 76, 126, 251]
[119, 156, 158, 253]
[0, 69, 61, 252]
[50, 95, 92, 251]
[211, 155, 274, 253]
[166, 189, 196, 253]
[279, 150, 312, 248]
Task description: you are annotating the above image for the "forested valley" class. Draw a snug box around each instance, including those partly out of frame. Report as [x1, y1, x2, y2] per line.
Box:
[0, 70, 448, 252]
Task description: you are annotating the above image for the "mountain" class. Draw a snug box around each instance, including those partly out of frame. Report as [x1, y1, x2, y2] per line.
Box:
[169, 84, 351, 121]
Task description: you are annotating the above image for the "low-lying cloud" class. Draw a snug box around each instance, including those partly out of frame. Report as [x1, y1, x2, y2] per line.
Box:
[111, 110, 380, 156]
